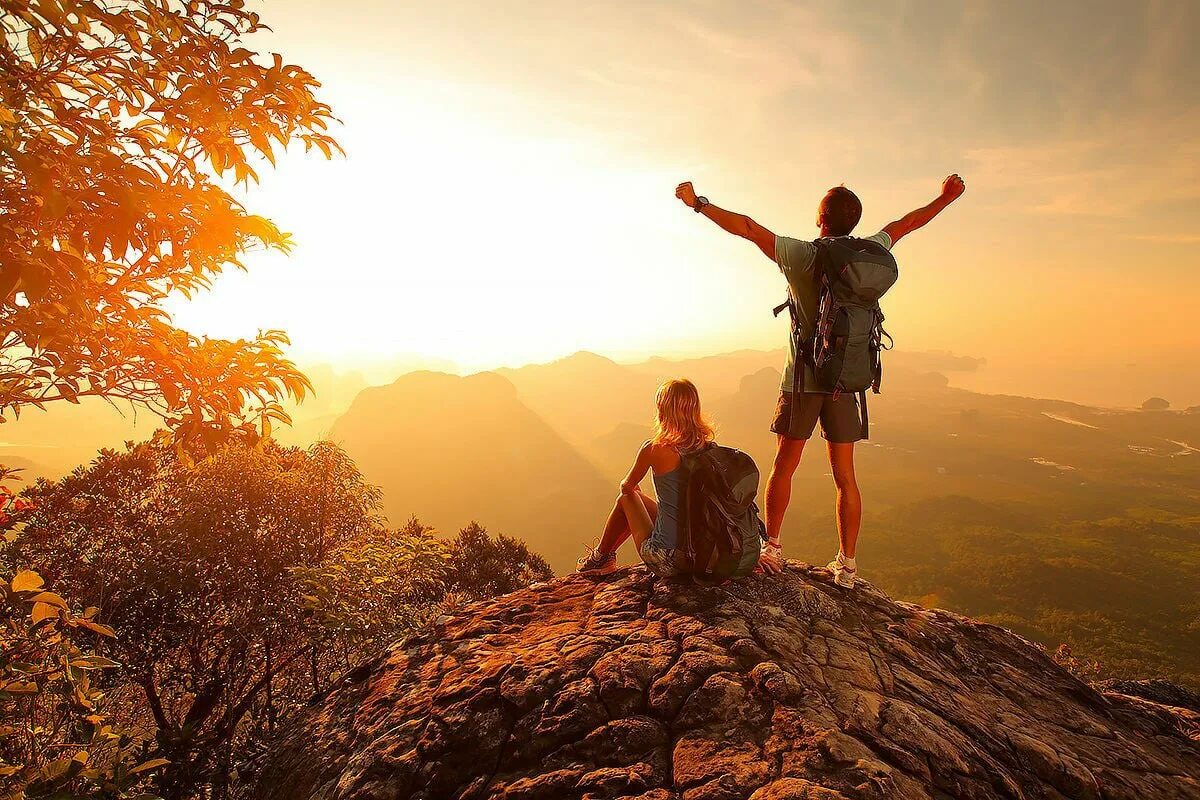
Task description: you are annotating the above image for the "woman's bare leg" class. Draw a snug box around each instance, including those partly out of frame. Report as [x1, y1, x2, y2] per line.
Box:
[597, 494, 632, 553]
[598, 489, 658, 554]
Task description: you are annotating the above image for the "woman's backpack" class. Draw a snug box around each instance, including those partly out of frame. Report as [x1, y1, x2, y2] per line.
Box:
[679, 444, 765, 583]
[774, 236, 897, 439]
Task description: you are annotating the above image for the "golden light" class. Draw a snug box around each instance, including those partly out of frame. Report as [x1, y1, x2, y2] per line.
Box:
[165, 77, 773, 374]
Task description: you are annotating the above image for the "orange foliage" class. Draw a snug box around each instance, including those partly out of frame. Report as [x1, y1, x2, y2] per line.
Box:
[0, 0, 342, 449]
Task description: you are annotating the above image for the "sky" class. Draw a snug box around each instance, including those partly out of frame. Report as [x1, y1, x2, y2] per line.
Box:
[164, 0, 1200, 406]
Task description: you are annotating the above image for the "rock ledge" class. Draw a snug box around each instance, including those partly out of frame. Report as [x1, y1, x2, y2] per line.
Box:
[258, 564, 1200, 800]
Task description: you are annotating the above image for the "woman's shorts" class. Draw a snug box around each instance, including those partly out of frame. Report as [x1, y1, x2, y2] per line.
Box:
[640, 541, 683, 577]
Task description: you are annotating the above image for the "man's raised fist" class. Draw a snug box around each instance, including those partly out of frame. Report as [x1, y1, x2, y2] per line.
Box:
[675, 181, 699, 209]
[942, 174, 966, 201]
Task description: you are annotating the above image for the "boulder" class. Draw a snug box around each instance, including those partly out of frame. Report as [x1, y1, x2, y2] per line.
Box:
[257, 565, 1200, 800]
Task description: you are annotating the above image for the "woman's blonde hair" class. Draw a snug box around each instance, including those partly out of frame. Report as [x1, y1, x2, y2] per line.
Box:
[651, 378, 716, 453]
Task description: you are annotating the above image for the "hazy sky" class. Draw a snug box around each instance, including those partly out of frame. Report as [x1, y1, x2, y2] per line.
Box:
[166, 0, 1200, 404]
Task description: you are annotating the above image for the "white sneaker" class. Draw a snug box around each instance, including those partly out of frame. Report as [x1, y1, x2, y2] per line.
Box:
[826, 555, 857, 588]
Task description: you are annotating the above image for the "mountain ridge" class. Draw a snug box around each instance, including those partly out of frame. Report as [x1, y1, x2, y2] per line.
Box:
[326, 369, 611, 568]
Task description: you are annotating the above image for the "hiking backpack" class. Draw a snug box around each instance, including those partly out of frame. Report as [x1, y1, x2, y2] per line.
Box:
[679, 444, 765, 583]
[773, 236, 897, 439]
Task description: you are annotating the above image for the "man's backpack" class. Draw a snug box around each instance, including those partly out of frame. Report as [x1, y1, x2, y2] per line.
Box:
[679, 444, 765, 583]
[773, 236, 897, 439]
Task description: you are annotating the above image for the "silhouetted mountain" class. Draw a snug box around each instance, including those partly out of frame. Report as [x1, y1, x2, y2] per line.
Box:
[495, 351, 657, 449]
[629, 349, 783, 396]
[0, 399, 157, 477]
[0, 361, 373, 468]
[586, 421, 652, 480]
[327, 371, 611, 569]
[0, 453, 50, 483]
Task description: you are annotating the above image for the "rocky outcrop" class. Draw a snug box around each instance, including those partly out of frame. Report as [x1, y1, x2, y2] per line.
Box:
[258, 565, 1200, 800]
[1096, 679, 1200, 715]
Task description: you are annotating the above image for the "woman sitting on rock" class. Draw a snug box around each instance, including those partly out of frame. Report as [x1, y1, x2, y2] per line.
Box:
[577, 378, 709, 576]
[578, 378, 771, 579]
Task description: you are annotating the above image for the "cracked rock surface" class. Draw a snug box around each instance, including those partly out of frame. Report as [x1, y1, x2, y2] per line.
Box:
[257, 564, 1200, 800]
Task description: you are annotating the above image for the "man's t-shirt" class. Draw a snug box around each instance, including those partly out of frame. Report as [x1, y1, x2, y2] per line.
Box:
[775, 231, 893, 394]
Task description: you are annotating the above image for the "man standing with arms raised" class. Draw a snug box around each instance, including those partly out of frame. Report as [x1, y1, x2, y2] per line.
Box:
[675, 175, 966, 586]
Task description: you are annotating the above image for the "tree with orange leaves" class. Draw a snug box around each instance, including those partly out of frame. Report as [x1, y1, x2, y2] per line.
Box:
[0, 0, 341, 449]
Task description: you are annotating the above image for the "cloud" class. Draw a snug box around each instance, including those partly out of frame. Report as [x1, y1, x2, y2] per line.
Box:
[964, 111, 1200, 220]
[1128, 233, 1200, 244]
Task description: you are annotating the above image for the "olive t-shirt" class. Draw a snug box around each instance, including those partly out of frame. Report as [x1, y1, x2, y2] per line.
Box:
[775, 231, 893, 393]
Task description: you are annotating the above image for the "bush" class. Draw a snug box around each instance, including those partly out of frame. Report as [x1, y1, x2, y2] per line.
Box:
[8, 439, 390, 799]
[446, 522, 553, 601]
[0, 471, 163, 799]
[3, 443, 556, 798]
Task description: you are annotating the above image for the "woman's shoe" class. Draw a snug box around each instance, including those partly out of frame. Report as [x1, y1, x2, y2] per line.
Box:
[577, 547, 617, 575]
[755, 540, 784, 574]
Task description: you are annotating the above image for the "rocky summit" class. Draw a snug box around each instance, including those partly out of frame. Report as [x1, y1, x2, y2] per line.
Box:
[257, 564, 1200, 800]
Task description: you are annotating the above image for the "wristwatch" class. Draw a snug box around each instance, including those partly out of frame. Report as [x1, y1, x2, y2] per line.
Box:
[694, 196, 710, 213]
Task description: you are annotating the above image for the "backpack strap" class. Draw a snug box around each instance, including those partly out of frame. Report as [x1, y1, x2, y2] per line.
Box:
[680, 451, 722, 580]
[773, 239, 838, 411]
[816, 237, 842, 287]
[773, 296, 806, 399]
[859, 390, 869, 441]
[870, 309, 891, 394]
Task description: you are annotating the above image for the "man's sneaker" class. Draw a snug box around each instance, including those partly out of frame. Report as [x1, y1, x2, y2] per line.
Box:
[826, 555, 857, 588]
[577, 546, 617, 575]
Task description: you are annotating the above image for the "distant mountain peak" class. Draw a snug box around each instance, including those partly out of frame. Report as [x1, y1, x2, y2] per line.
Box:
[335, 370, 522, 423]
[495, 350, 624, 377]
[739, 365, 782, 394]
[257, 565, 1200, 799]
[381, 369, 516, 394]
[561, 350, 618, 365]
[385, 368, 458, 386]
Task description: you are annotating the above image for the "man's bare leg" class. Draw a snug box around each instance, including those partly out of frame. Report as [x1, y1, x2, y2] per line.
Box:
[827, 442, 861, 558]
[765, 436, 807, 543]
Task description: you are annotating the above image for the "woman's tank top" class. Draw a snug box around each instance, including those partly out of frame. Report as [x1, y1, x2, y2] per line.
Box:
[649, 449, 690, 549]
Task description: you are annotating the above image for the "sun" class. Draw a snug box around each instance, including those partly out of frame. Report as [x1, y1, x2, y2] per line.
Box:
[163, 79, 771, 374]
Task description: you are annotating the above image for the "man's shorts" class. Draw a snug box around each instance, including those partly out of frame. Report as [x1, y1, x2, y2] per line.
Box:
[770, 391, 863, 443]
